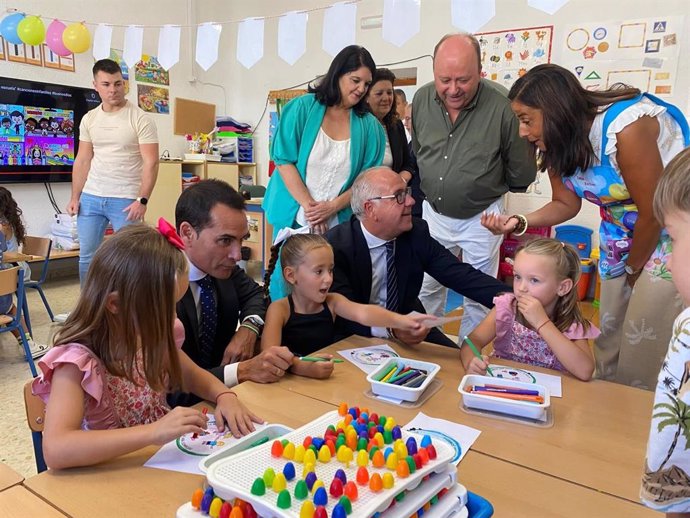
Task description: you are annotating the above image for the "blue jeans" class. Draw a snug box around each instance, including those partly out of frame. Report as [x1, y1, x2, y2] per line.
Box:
[78, 193, 135, 284]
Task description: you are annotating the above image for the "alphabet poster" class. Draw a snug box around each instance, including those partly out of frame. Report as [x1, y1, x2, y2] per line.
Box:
[561, 16, 682, 96]
[475, 25, 554, 90]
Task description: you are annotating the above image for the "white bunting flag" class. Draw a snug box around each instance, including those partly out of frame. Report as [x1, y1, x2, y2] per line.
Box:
[157, 25, 181, 71]
[527, 0, 570, 15]
[92, 24, 113, 60]
[278, 11, 307, 65]
[196, 22, 222, 71]
[322, 2, 356, 57]
[382, 0, 420, 48]
[451, 0, 495, 33]
[237, 17, 265, 69]
[123, 25, 144, 68]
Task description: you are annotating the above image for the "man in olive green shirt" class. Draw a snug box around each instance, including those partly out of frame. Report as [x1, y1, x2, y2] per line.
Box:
[412, 33, 535, 336]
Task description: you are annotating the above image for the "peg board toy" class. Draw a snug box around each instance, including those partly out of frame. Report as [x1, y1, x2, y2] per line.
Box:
[178, 404, 469, 517]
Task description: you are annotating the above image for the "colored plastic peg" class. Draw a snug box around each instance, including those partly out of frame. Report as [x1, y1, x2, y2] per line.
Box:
[382, 472, 395, 489]
[356, 449, 368, 467]
[294, 444, 306, 463]
[420, 435, 432, 448]
[191, 488, 204, 509]
[405, 437, 418, 455]
[330, 477, 344, 498]
[338, 402, 348, 415]
[294, 479, 309, 500]
[334, 468, 347, 484]
[304, 448, 317, 466]
[369, 472, 383, 492]
[385, 452, 399, 470]
[318, 445, 332, 463]
[250, 477, 266, 496]
[271, 440, 284, 457]
[426, 444, 438, 460]
[209, 497, 223, 517]
[343, 481, 358, 501]
[372, 450, 385, 468]
[314, 486, 328, 506]
[356, 466, 370, 485]
[277, 489, 292, 509]
[391, 425, 403, 441]
[219, 502, 233, 518]
[300, 501, 315, 518]
[305, 471, 318, 491]
[314, 506, 328, 518]
[283, 442, 296, 460]
[405, 455, 416, 473]
[283, 462, 296, 481]
[201, 488, 215, 513]
[332, 503, 347, 518]
[272, 473, 288, 493]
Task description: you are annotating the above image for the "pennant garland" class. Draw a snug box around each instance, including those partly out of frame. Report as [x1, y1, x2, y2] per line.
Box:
[451, 0, 496, 33]
[195, 22, 222, 72]
[157, 25, 181, 71]
[92, 23, 113, 60]
[382, 0, 420, 48]
[122, 25, 144, 68]
[237, 17, 265, 70]
[322, 2, 357, 57]
[277, 11, 307, 66]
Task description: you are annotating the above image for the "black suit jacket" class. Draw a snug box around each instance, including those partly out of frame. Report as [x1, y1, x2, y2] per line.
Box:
[387, 120, 423, 217]
[176, 266, 266, 380]
[325, 217, 509, 347]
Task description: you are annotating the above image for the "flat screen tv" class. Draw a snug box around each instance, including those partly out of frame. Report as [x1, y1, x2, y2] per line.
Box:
[0, 76, 101, 183]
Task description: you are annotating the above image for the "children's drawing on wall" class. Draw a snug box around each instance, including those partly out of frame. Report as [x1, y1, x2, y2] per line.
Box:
[135, 55, 170, 86]
[562, 16, 682, 96]
[476, 26, 553, 90]
[0, 37, 5, 60]
[109, 49, 130, 94]
[137, 85, 169, 114]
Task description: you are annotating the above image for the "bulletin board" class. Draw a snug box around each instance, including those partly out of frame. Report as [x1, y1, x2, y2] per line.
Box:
[173, 98, 216, 135]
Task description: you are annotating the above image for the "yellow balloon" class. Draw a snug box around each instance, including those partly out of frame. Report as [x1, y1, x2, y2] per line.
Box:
[62, 22, 90, 54]
[17, 15, 45, 46]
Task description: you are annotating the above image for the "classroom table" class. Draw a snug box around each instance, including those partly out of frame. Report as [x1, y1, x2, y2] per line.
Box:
[23, 384, 335, 518]
[0, 486, 67, 517]
[24, 378, 657, 517]
[0, 462, 23, 492]
[278, 335, 655, 505]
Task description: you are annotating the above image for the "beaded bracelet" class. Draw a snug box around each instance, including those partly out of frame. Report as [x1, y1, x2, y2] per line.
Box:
[215, 390, 237, 404]
[510, 214, 528, 236]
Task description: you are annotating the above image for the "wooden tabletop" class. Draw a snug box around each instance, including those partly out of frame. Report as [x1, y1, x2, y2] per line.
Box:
[0, 463, 22, 492]
[3, 252, 43, 263]
[24, 384, 335, 518]
[278, 335, 654, 504]
[0, 486, 66, 517]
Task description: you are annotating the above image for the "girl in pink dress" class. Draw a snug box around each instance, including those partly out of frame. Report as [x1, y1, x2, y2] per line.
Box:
[461, 238, 599, 381]
[32, 221, 262, 469]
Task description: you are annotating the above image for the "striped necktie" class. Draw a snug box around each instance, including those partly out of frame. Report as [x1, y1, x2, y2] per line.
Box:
[385, 240, 398, 312]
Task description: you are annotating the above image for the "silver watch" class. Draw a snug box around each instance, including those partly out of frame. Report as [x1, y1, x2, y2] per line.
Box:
[624, 264, 641, 275]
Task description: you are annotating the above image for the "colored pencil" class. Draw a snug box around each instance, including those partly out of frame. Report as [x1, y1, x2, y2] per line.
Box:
[299, 356, 344, 363]
[470, 390, 543, 403]
[472, 386, 540, 396]
[463, 335, 494, 376]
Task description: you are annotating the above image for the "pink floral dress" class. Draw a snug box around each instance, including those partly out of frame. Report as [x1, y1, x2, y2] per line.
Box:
[492, 294, 600, 374]
[31, 319, 186, 430]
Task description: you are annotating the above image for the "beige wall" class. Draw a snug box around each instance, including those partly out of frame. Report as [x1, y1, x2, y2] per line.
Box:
[2, 0, 689, 240]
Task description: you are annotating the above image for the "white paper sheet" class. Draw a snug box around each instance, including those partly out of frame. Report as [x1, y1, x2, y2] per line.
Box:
[92, 24, 113, 61]
[157, 25, 181, 71]
[145, 415, 268, 474]
[488, 363, 563, 397]
[278, 11, 307, 65]
[404, 412, 481, 464]
[123, 25, 144, 68]
[237, 17, 265, 70]
[337, 343, 400, 374]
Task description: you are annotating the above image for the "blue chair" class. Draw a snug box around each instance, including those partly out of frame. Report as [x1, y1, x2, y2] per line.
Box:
[0, 267, 37, 377]
[22, 236, 54, 322]
[467, 491, 495, 517]
[23, 380, 46, 473]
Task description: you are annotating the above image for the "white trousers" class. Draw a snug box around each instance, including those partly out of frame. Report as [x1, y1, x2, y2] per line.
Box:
[419, 199, 503, 338]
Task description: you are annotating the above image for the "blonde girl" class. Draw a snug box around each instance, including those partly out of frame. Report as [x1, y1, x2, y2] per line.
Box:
[461, 238, 598, 381]
[262, 233, 431, 379]
[32, 223, 261, 469]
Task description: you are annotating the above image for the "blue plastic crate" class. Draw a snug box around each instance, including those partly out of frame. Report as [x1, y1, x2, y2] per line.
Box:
[554, 224, 593, 259]
[467, 491, 494, 517]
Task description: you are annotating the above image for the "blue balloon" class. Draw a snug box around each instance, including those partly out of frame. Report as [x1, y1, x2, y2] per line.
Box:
[0, 13, 25, 45]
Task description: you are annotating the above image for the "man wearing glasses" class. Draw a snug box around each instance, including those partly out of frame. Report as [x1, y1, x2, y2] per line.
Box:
[326, 167, 508, 347]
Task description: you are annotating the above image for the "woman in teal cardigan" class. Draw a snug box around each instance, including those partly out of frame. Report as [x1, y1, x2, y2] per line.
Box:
[263, 45, 385, 237]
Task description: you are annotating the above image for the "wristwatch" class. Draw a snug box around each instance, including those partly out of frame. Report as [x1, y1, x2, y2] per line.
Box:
[136, 196, 148, 205]
[624, 263, 642, 275]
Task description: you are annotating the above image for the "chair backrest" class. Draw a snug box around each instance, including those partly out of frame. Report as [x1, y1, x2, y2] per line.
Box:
[23, 380, 45, 433]
[21, 236, 52, 283]
[0, 266, 19, 297]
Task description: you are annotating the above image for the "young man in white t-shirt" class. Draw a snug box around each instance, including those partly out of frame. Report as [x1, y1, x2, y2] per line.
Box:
[66, 59, 159, 284]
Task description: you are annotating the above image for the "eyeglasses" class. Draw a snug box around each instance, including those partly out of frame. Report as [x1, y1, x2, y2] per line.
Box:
[368, 186, 412, 205]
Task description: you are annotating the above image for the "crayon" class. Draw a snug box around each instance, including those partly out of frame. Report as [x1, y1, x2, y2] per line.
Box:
[472, 386, 540, 396]
[299, 356, 344, 363]
[250, 436, 271, 448]
[391, 371, 417, 386]
[463, 335, 494, 376]
[381, 363, 403, 383]
[388, 368, 417, 383]
[470, 390, 543, 403]
[402, 372, 425, 387]
[373, 363, 398, 382]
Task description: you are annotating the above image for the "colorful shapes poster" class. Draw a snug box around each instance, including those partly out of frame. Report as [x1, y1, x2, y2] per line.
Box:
[561, 16, 682, 96]
[137, 84, 170, 114]
[476, 25, 553, 89]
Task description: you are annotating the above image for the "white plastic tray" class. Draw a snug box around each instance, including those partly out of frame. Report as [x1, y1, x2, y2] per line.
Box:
[200, 424, 293, 473]
[458, 374, 550, 420]
[205, 409, 454, 517]
[367, 357, 441, 402]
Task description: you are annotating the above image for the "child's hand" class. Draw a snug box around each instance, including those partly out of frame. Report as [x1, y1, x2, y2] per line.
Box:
[466, 354, 491, 376]
[214, 392, 264, 437]
[398, 312, 433, 331]
[292, 356, 335, 379]
[516, 294, 549, 329]
[149, 406, 207, 445]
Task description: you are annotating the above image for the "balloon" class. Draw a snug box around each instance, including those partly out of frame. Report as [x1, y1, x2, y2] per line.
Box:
[46, 19, 70, 57]
[0, 12, 25, 45]
[62, 22, 90, 54]
[17, 15, 45, 46]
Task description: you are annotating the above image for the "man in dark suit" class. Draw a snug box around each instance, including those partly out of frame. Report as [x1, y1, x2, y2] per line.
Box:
[176, 179, 293, 387]
[326, 167, 509, 347]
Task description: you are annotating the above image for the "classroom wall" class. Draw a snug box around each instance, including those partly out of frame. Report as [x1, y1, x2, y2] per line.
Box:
[0, 0, 209, 236]
[2, 0, 688, 242]
[195, 0, 689, 247]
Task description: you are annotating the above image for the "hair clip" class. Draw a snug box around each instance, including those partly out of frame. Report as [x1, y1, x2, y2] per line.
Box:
[157, 218, 185, 251]
[272, 225, 311, 246]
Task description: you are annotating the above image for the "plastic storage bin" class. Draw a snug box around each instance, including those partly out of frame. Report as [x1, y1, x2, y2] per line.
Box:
[554, 224, 593, 258]
[458, 374, 550, 420]
[577, 259, 594, 301]
[367, 357, 440, 402]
